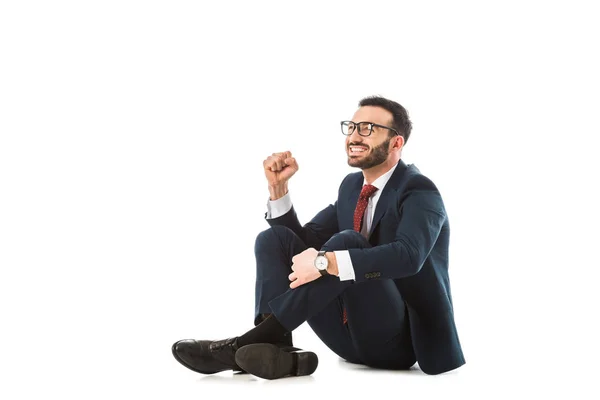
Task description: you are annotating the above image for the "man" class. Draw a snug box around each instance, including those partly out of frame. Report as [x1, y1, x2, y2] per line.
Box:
[172, 96, 465, 379]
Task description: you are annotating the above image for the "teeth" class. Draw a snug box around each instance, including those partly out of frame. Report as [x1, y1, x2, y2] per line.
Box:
[350, 147, 367, 153]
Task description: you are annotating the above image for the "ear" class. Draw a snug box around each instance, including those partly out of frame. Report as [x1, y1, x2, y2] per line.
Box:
[394, 135, 405, 150]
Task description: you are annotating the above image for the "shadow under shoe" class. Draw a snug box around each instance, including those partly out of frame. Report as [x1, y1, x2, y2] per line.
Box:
[235, 343, 318, 380]
[172, 339, 244, 374]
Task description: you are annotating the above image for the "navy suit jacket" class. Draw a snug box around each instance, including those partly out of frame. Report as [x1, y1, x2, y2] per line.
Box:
[266, 160, 465, 374]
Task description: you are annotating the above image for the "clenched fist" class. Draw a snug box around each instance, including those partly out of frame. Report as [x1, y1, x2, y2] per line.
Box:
[263, 151, 299, 187]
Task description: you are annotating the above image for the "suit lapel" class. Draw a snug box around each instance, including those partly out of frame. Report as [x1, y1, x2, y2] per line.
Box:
[367, 160, 408, 240]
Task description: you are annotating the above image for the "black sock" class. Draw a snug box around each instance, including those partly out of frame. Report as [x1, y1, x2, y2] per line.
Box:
[253, 313, 293, 346]
[280, 331, 293, 347]
[237, 314, 290, 347]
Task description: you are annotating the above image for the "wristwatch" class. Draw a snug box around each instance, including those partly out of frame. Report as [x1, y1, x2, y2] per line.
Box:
[314, 250, 329, 276]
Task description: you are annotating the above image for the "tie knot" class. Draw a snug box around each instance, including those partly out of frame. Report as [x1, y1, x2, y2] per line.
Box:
[359, 184, 378, 199]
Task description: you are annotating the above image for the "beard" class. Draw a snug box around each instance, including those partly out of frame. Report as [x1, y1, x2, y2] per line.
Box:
[347, 136, 392, 170]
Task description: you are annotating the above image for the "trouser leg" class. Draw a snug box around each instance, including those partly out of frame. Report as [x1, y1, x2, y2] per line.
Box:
[257, 227, 414, 369]
[254, 226, 356, 361]
[254, 225, 309, 325]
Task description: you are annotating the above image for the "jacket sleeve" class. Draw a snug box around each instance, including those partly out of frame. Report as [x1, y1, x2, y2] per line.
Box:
[265, 204, 338, 250]
[264, 176, 347, 249]
[348, 177, 447, 283]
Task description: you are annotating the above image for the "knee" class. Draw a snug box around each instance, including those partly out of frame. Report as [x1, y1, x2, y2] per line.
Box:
[322, 229, 369, 251]
[337, 229, 364, 240]
[255, 225, 294, 249]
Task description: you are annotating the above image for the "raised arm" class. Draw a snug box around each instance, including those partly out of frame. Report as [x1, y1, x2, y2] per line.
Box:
[262, 151, 341, 249]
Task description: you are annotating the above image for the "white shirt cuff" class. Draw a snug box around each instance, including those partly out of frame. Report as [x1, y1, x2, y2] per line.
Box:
[334, 250, 355, 281]
[266, 192, 292, 219]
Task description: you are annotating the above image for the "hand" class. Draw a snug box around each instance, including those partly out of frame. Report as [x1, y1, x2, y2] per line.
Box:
[263, 151, 299, 187]
[288, 248, 321, 289]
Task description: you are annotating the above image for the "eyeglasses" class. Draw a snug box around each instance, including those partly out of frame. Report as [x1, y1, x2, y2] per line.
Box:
[340, 121, 400, 137]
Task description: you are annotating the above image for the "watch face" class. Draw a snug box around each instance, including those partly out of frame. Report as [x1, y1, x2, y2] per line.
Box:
[315, 256, 328, 270]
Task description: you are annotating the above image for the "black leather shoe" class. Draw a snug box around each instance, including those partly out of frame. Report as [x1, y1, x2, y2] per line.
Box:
[208, 337, 241, 368]
[172, 339, 243, 374]
[235, 343, 318, 380]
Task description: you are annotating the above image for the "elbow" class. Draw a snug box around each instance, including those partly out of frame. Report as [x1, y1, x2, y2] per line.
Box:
[406, 255, 425, 277]
[396, 239, 425, 277]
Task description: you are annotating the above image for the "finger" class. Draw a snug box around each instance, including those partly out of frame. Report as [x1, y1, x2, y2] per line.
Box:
[276, 152, 288, 161]
[285, 157, 297, 169]
[273, 152, 288, 164]
[264, 157, 275, 170]
[279, 152, 291, 163]
[274, 158, 284, 171]
[265, 157, 282, 172]
[290, 278, 301, 289]
[288, 272, 296, 281]
[273, 151, 291, 159]
[268, 156, 284, 171]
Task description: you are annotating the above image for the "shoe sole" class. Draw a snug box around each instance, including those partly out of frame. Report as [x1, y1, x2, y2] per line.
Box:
[235, 343, 318, 380]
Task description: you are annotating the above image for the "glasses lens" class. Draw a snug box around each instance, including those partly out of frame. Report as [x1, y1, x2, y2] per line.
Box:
[341, 121, 354, 135]
[357, 122, 372, 136]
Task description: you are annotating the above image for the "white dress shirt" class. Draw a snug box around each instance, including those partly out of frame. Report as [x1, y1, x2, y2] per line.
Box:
[265, 161, 400, 281]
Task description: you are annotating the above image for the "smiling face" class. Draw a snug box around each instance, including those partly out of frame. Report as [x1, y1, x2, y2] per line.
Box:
[346, 106, 402, 170]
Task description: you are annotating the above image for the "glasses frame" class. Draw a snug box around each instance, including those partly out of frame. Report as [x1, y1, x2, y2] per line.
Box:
[340, 120, 400, 137]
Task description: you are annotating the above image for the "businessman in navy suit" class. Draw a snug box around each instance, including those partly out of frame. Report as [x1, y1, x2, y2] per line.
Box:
[172, 96, 465, 379]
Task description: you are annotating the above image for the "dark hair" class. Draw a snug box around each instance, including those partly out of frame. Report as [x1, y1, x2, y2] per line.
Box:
[358, 96, 412, 142]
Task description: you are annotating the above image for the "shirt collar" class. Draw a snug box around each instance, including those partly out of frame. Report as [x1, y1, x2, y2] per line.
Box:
[362, 161, 400, 191]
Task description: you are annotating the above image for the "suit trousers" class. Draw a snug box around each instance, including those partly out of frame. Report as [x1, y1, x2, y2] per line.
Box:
[254, 226, 416, 369]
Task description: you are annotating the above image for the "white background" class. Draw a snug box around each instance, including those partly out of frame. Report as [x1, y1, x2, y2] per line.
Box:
[1, 1, 599, 399]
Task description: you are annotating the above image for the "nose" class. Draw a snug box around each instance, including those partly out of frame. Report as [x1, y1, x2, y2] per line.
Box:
[347, 127, 365, 145]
